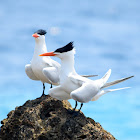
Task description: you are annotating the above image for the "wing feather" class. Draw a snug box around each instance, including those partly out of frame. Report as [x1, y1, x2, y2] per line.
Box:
[25, 64, 39, 80]
[43, 67, 60, 84]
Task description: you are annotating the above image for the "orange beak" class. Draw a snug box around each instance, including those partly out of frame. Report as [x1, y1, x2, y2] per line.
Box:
[39, 52, 56, 56]
[32, 33, 39, 38]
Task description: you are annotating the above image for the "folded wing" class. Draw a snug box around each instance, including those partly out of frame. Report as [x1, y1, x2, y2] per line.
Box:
[25, 64, 39, 80]
[70, 82, 98, 103]
[43, 67, 60, 84]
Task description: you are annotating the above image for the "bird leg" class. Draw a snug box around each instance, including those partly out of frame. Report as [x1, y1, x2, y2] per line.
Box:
[50, 84, 52, 88]
[71, 102, 82, 117]
[67, 101, 78, 115]
[41, 83, 45, 96]
[73, 101, 78, 112]
[78, 103, 83, 112]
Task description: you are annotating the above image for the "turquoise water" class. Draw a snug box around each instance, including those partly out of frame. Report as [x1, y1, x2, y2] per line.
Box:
[0, 0, 139, 139]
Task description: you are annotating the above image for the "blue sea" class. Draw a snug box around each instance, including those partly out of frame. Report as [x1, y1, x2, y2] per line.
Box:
[0, 0, 139, 139]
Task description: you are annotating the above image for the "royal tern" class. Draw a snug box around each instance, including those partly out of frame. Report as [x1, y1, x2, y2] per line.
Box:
[25, 29, 61, 96]
[40, 42, 134, 112]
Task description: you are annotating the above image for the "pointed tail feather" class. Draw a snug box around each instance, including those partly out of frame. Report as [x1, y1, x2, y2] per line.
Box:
[101, 75, 134, 89]
[103, 87, 131, 93]
[92, 87, 130, 101]
[100, 69, 111, 87]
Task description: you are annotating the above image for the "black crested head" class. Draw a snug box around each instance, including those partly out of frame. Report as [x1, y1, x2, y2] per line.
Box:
[35, 29, 47, 35]
[54, 42, 74, 53]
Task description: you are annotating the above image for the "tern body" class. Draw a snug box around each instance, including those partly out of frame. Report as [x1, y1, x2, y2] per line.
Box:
[40, 42, 133, 111]
[25, 29, 60, 96]
[30, 42, 59, 84]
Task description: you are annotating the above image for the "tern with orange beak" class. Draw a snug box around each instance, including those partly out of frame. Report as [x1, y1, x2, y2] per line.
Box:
[40, 42, 134, 112]
[25, 29, 61, 96]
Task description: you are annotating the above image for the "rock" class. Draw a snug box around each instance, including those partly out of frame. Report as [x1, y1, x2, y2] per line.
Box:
[0, 95, 116, 140]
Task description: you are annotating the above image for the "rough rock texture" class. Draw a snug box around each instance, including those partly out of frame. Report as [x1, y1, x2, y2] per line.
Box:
[0, 95, 116, 140]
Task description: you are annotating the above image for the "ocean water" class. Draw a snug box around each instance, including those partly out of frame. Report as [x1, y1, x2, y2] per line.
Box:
[0, 0, 140, 139]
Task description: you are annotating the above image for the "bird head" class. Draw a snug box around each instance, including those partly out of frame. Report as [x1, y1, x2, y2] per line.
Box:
[39, 42, 75, 59]
[32, 29, 47, 42]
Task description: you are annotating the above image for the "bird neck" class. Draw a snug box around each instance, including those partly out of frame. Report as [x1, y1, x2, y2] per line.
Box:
[61, 55, 76, 75]
[33, 40, 47, 56]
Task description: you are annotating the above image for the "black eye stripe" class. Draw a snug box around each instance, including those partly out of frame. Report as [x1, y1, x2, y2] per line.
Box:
[34, 29, 47, 35]
[54, 42, 74, 53]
